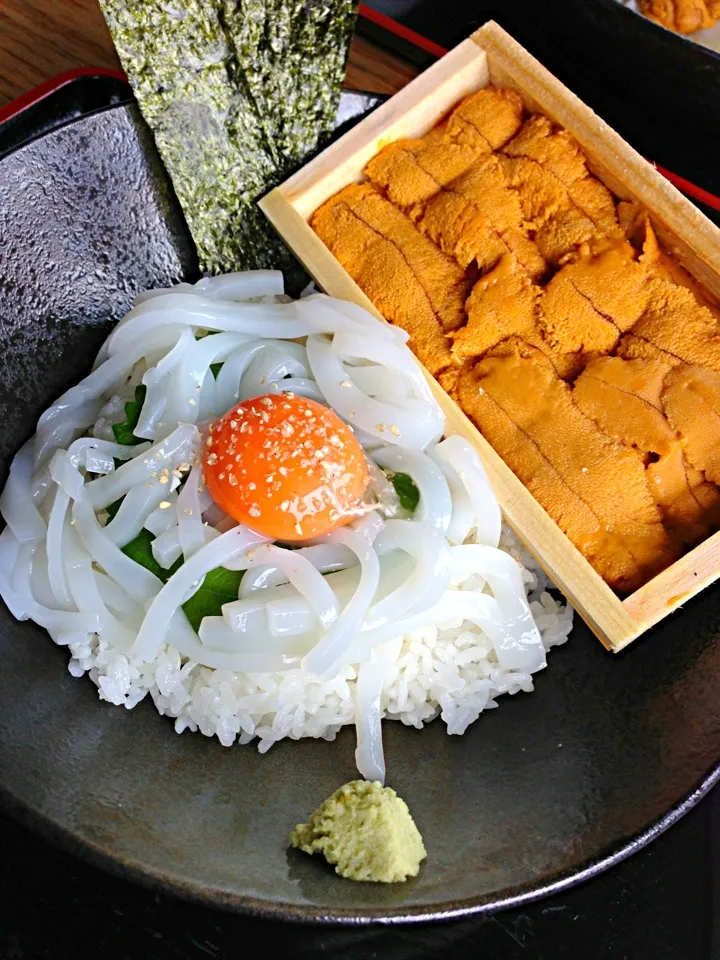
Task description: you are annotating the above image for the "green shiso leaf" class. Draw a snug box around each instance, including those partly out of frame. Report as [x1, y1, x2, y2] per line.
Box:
[112, 385, 147, 446]
[389, 472, 420, 513]
[119, 521, 238, 628]
[121, 527, 182, 582]
[181, 565, 244, 632]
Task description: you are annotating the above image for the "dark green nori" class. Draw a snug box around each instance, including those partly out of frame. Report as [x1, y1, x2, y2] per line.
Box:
[99, 0, 358, 289]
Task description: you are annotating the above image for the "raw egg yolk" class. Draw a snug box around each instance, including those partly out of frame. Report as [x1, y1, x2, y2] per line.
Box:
[203, 393, 369, 541]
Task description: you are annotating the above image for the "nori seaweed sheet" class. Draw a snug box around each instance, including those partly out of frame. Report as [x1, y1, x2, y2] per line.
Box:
[99, 1, 358, 287]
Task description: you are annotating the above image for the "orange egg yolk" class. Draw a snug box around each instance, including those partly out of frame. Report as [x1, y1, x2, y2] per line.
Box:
[203, 393, 369, 541]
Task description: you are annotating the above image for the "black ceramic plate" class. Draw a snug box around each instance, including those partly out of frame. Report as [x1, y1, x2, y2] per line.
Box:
[1, 78, 720, 924]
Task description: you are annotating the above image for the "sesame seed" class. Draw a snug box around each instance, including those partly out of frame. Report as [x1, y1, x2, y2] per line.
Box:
[248, 482, 256, 491]
[280, 501, 289, 511]
[340, 380, 351, 388]
[304, 409, 313, 417]
[281, 423, 294, 437]
[249, 506, 261, 518]
[219, 472, 225, 480]
[581, 466, 588, 473]
[188, 398, 197, 406]
[229, 474, 238, 486]
[159, 501, 172, 509]
[390, 425, 400, 437]
[478, 387, 485, 395]
[206, 437, 213, 448]
[261, 397, 273, 407]
[159, 475, 169, 484]
[184, 508, 193, 515]
[279, 467, 288, 476]
[376, 423, 386, 432]
[295, 523, 303, 536]
[230, 420, 238, 430]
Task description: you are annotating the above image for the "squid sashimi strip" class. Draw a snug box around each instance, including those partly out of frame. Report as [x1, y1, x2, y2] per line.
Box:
[348, 366, 413, 402]
[46, 487, 73, 609]
[72, 498, 162, 604]
[433, 436, 501, 548]
[198, 367, 217, 421]
[2, 540, 101, 635]
[296, 295, 399, 342]
[64, 533, 136, 649]
[214, 340, 275, 412]
[30, 545, 65, 608]
[222, 542, 339, 633]
[195, 270, 285, 301]
[0, 440, 47, 543]
[177, 465, 205, 559]
[85, 423, 199, 509]
[94, 571, 145, 628]
[239, 342, 310, 401]
[430, 451, 475, 546]
[131, 525, 269, 662]
[136, 328, 195, 439]
[307, 334, 443, 450]
[332, 330, 434, 405]
[450, 544, 545, 672]
[200, 614, 311, 656]
[107, 296, 309, 355]
[144, 494, 178, 536]
[66, 437, 148, 471]
[33, 399, 105, 471]
[368, 520, 452, 627]
[354, 637, 402, 784]
[165, 331, 255, 433]
[266, 377, 324, 404]
[49, 450, 85, 501]
[238, 543, 355, 596]
[132, 271, 284, 307]
[340, 588, 505, 667]
[104, 476, 179, 547]
[302, 516, 383, 679]
[151, 526, 183, 570]
[39, 325, 186, 428]
[180, 613, 303, 672]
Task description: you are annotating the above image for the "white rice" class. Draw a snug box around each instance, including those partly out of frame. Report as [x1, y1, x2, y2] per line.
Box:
[66, 526, 572, 752]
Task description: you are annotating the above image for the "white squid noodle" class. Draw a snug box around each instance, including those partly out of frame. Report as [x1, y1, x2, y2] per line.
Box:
[0, 279, 558, 782]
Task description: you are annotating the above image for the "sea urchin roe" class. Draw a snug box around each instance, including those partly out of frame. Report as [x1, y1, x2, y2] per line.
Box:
[456, 345, 678, 593]
[203, 393, 369, 541]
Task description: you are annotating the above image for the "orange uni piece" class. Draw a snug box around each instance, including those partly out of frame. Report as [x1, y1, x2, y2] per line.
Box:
[456, 344, 678, 592]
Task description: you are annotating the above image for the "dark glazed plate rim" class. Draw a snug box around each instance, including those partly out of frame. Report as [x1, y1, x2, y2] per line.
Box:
[0, 68, 132, 161]
[4, 756, 720, 924]
[2, 74, 720, 925]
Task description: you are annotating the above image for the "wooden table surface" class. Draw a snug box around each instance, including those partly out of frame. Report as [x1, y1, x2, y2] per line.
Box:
[0, 0, 418, 107]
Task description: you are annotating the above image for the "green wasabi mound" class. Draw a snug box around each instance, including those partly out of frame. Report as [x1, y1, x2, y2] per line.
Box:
[289, 780, 426, 883]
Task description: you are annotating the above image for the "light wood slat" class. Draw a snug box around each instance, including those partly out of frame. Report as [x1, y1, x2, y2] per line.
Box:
[277, 39, 488, 219]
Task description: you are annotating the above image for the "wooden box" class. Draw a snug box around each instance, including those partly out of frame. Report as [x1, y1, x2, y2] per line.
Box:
[260, 21, 720, 652]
